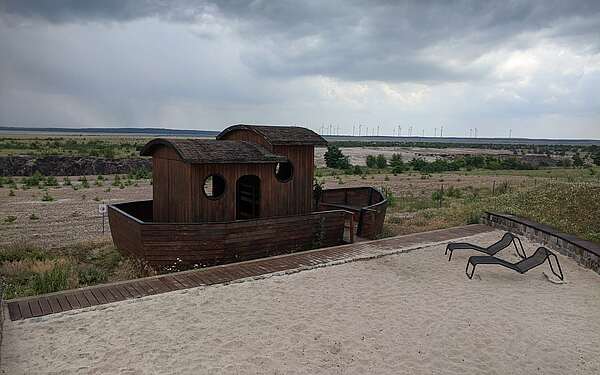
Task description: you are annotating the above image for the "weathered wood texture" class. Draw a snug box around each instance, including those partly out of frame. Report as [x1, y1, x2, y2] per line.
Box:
[8, 224, 493, 321]
[318, 187, 388, 239]
[109, 203, 347, 267]
[151, 141, 315, 222]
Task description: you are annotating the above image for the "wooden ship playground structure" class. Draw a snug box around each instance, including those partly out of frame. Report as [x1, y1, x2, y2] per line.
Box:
[108, 124, 388, 268]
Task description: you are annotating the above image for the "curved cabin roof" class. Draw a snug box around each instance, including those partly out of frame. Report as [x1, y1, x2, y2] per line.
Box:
[217, 124, 327, 146]
[140, 138, 287, 164]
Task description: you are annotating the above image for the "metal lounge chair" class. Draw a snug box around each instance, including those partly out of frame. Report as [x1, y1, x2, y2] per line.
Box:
[445, 232, 526, 261]
[465, 246, 564, 280]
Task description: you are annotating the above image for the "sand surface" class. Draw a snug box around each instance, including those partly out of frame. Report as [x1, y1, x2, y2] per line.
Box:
[2, 231, 600, 374]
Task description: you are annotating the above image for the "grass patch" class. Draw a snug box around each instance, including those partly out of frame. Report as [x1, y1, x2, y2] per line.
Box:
[0, 240, 153, 299]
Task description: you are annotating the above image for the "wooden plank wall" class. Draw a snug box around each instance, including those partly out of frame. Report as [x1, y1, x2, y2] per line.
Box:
[358, 200, 388, 239]
[151, 133, 315, 223]
[110, 204, 347, 267]
[107, 206, 143, 258]
[152, 146, 192, 223]
[319, 187, 388, 239]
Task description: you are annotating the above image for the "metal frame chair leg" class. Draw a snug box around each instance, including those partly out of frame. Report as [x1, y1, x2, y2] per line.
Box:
[547, 253, 564, 281]
[512, 236, 527, 259]
[445, 245, 454, 261]
[465, 261, 476, 279]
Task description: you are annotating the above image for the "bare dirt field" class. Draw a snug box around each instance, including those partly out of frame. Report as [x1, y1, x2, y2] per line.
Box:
[0, 172, 536, 249]
[0, 179, 152, 248]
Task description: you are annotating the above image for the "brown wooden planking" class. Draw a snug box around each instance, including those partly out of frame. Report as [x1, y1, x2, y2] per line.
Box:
[47, 296, 63, 313]
[6, 225, 493, 320]
[73, 292, 91, 308]
[28, 300, 43, 317]
[38, 297, 53, 315]
[8, 302, 21, 320]
[17, 301, 32, 319]
[59, 297, 77, 312]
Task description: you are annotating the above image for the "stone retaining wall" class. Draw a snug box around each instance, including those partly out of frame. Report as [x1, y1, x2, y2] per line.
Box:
[483, 212, 600, 274]
[0, 156, 151, 176]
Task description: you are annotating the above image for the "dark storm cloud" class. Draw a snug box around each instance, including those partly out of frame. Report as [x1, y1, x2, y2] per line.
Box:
[3, 0, 599, 83]
[1, 1, 599, 137]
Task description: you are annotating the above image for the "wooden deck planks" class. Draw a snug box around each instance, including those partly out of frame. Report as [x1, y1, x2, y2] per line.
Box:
[5, 224, 493, 321]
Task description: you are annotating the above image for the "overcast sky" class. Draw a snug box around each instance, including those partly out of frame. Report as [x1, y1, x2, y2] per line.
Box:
[1, 1, 599, 139]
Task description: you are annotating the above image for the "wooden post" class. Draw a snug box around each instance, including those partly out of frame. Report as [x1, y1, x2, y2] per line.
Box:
[349, 214, 354, 243]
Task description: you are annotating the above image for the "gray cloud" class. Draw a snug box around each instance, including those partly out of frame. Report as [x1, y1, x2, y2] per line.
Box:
[0, 1, 599, 137]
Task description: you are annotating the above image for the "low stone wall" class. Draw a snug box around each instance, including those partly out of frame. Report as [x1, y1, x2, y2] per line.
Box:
[483, 212, 600, 274]
[0, 156, 151, 176]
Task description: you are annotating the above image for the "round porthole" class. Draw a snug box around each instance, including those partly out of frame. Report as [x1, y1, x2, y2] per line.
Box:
[275, 161, 293, 182]
[203, 174, 226, 199]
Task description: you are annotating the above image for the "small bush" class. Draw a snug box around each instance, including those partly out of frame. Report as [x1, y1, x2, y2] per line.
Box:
[112, 174, 122, 186]
[29, 213, 39, 220]
[30, 259, 78, 295]
[4, 215, 17, 223]
[78, 266, 108, 285]
[380, 186, 397, 207]
[22, 171, 44, 188]
[8, 189, 15, 197]
[80, 176, 90, 189]
[446, 186, 463, 198]
[432, 190, 444, 202]
[41, 190, 54, 202]
[45, 176, 59, 186]
[63, 176, 72, 186]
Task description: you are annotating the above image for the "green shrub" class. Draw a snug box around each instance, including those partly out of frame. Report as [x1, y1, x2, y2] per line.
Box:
[366, 155, 377, 168]
[8, 189, 15, 197]
[376, 154, 387, 169]
[30, 260, 76, 295]
[22, 171, 44, 188]
[29, 213, 39, 220]
[45, 176, 59, 186]
[4, 215, 17, 223]
[432, 190, 444, 202]
[79, 176, 90, 188]
[41, 190, 54, 201]
[324, 145, 350, 169]
[380, 186, 397, 207]
[446, 186, 463, 198]
[78, 267, 107, 285]
[63, 176, 72, 186]
[112, 175, 121, 187]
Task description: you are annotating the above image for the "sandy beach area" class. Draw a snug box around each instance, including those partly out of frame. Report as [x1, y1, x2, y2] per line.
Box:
[2, 231, 600, 374]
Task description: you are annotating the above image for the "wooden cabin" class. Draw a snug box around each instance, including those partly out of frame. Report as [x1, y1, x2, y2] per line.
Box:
[140, 124, 327, 223]
[108, 124, 388, 268]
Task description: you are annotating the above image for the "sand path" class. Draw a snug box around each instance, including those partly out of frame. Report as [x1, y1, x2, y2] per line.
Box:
[2, 231, 600, 374]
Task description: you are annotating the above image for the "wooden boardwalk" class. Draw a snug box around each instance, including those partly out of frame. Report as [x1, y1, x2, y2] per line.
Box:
[6, 224, 493, 321]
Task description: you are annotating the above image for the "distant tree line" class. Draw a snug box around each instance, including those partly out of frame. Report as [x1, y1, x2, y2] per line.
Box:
[330, 140, 600, 155]
[322, 145, 584, 175]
